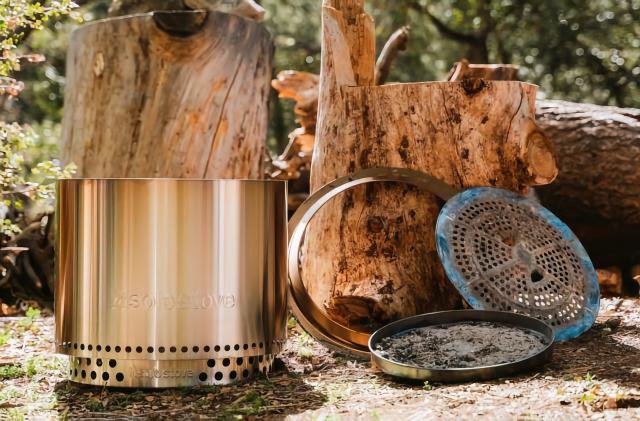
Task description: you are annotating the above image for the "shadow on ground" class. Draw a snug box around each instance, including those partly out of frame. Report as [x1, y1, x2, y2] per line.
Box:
[54, 362, 326, 419]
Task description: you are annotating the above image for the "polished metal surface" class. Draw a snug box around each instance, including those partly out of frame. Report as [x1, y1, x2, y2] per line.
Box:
[368, 310, 554, 382]
[288, 167, 460, 357]
[436, 187, 599, 341]
[55, 178, 287, 387]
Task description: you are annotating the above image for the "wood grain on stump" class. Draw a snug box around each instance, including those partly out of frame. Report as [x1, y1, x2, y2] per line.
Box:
[61, 11, 272, 179]
[301, 0, 557, 330]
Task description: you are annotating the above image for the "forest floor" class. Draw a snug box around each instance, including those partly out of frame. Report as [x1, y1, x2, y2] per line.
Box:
[1, 298, 640, 420]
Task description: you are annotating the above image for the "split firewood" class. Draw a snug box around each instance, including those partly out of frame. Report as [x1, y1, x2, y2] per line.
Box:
[300, 0, 555, 329]
[275, 58, 640, 275]
[268, 26, 412, 210]
[268, 71, 319, 182]
[597, 267, 623, 296]
[0, 216, 55, 309]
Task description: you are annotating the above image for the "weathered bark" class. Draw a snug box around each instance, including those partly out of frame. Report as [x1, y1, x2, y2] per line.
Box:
[301, 0, 556, 330]
[535, 100, 640, 269]
[446, 62, 640, 274]
[61, 11, 272, 179]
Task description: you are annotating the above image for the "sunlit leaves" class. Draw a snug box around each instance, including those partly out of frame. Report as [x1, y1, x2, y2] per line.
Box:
[0, 1, 78, 236]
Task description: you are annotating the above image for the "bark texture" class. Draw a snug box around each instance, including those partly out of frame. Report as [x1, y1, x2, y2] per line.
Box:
[446, 62, 640, 274]
[302, 0, 556, 330]
[61, 11, 272, 179]
[535, 100, 640, 269]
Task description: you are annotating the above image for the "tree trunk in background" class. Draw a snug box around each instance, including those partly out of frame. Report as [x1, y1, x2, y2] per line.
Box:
[61, 11, 272, 178]
[535, 100, 640, 274]
[301, 0, 557, 330]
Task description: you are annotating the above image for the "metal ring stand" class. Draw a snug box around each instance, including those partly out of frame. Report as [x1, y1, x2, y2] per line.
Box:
[287, 167, 460, 356]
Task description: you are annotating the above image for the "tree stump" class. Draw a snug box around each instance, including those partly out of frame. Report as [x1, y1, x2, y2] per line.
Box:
[301, 0, 557, 330]
[60, 11, 272, 178]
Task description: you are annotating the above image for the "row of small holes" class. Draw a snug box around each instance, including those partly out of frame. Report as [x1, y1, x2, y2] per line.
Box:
[197, 368, 265, 382]
[77, 355, 266, 368]
[70, 368, 125, 382]
[60, 342, 268, 352]
[70, 356, 273, 384]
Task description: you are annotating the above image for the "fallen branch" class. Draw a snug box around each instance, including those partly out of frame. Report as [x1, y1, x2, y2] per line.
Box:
[374, 26, 410, 85]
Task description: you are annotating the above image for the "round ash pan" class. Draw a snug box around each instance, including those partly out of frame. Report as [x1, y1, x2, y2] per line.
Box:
[369, 310, 554, 383]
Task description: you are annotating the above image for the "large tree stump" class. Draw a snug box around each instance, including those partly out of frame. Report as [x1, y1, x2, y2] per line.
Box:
[61, 11, 272, 178]
[301, 0, 557, 330]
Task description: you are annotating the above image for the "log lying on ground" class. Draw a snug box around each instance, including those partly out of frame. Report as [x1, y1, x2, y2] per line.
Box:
[535, 100, 640, 270]
[301, 0, 557, 330]
[61, 11, 272, 178]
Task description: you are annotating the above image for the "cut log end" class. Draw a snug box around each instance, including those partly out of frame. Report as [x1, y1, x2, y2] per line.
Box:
[524, 129, 558, 186]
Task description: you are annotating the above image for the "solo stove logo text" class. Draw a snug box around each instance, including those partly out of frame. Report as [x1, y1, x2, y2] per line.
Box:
[133, 367, 195, 379]
[111, 292, 236, 310]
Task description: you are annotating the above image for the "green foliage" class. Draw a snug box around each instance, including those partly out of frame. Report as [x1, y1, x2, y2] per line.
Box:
[0, 0, 80, 79]
[0, 1, 77, 238]
[85, 398, 105, 412]
[0, 364, 26, 380]
[24, 357, 37, 377]
[0, 328, 11, 345]
[17, 306, 41, 328]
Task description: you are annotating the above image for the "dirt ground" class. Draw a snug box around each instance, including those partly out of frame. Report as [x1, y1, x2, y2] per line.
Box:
[1, 297, 640, 420]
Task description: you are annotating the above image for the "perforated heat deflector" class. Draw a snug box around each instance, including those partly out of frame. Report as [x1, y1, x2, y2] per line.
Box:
[436, 187, 599, 341]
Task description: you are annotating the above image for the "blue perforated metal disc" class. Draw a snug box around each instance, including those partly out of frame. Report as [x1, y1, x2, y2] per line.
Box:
[436, 187, 599, 341]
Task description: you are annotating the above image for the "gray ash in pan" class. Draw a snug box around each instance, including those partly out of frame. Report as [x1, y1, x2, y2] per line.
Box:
[375, 321, 549, 369]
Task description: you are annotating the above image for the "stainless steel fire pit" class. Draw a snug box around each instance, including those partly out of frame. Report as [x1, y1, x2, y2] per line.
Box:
[55, 179, 287, 387]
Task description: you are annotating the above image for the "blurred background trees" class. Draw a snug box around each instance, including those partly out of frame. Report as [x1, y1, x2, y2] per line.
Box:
[13, 0, 640, 155]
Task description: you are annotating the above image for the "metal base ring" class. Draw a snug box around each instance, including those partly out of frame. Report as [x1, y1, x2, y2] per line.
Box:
[66, 354, 276, 388]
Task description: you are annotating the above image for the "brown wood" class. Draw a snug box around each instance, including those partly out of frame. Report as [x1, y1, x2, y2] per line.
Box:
[446, 60, 520, 82]
[61, 11, 272, 179]
[446, 62, 640, 273]
[535, 100, 640, 272]
[375, 26, 410, 85]
[302, 0, 556, 330]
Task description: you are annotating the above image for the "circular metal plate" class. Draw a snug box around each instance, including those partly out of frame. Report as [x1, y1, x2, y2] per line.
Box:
[369, 310, 554, 382]
[436, 187, 599, 341]
[288, 167, 459, 357]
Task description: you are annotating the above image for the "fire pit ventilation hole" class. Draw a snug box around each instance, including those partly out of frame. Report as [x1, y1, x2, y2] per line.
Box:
[436, 187, 599, 341]
[530, 269, 544, 283]
[66, 353, 277, 386]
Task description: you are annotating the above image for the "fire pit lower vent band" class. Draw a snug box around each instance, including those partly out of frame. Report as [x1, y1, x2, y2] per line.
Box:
[55, 178, 288, 388]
